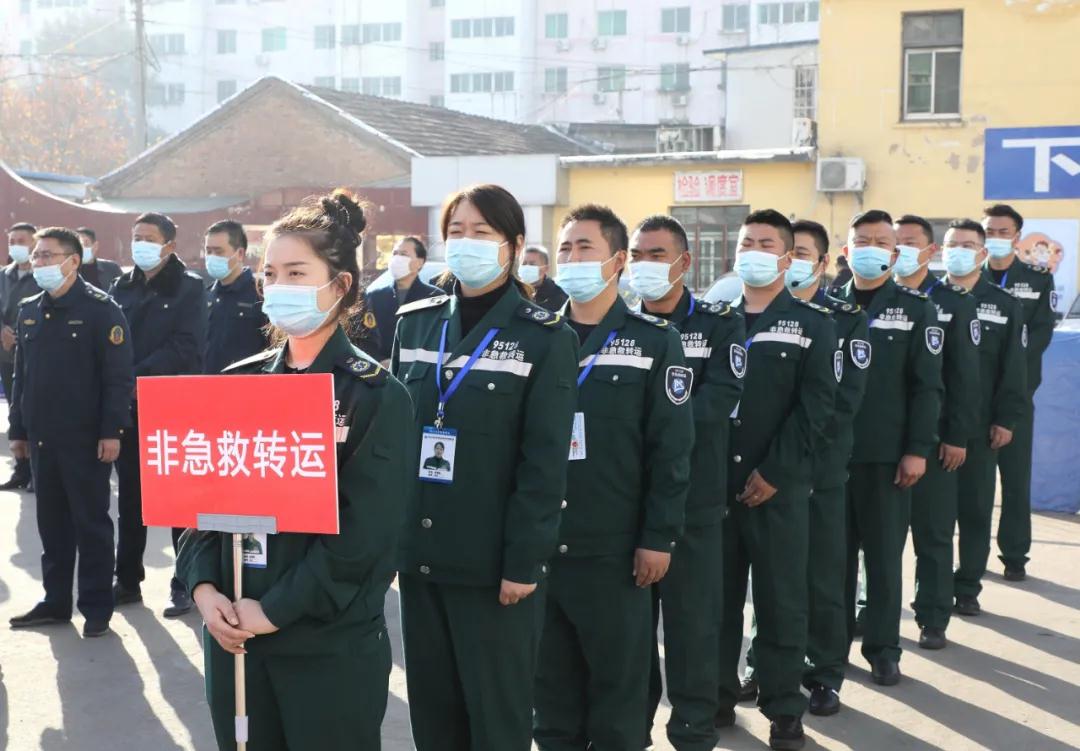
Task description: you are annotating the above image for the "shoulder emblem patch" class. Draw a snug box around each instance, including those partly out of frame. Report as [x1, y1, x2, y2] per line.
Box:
[833, 350, 844, 383]
[629, 310, 669, 327]
[108, 325, 125, 346]
[850, 339, 871, 369]
[398, 295, 450, 316]
[518, 304, 563, 327]
[362, 311, 377, 329]
[1051, 290, 1060, 310]
[951, 284, 968, 294]
[665, 365, 693, 405]
[926, 326, 944, 355]
[729, 343, 747, 379]
[970, 319, 981, 346]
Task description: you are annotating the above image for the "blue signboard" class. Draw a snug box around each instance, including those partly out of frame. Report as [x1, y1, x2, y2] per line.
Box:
[984, 125, 1080, 200]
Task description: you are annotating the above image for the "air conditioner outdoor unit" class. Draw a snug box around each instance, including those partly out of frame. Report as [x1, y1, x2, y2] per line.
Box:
[672, 93, 689, 107]
[591, 37, 608, 50]
[255, 53, 270, 66]
[556, 39, 570, 52]
[816, 157, 866, 192]
[593, 92, 608, 105]
[676, 34, 691, 46]
[792, 117, 817, 147]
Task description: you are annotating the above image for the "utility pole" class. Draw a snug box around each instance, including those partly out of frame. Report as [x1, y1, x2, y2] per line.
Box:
[133, 0, 148, 153]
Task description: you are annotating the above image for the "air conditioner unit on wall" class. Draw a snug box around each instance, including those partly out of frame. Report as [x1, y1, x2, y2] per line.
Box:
[792, 117, 817, 147]
[817, 157, 866, 192]
[592, 37, 608, 51]
[556, 39, 570, 52]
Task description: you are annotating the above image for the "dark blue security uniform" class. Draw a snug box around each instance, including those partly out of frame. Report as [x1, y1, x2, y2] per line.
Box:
[363, 278, 442, 361]
[1, 265, 42, 484]
[9, 278, 134, 623]
[109, 254, 206, 592]
[204, 267, 268, 374]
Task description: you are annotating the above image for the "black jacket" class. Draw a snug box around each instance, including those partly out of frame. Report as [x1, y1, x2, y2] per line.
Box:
[204, 268, 268, 374]
[80, 258, 123, 292]
[533, 276, 568, 313]
[0, 264, 41, 364]
[363, 277, 442, 361]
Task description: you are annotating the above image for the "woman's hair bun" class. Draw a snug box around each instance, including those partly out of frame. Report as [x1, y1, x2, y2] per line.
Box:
[321, 188, 367, 238]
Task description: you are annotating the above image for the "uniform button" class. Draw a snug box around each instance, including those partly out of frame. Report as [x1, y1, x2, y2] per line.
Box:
[733, 419, 742, 427]
[669, 541, 676, 549]
[541, 564, 548, 574]
[239, 312, 244, 317]
[419, 565, 431, 575]
[37, 441, 43, 447]
[612, 374, 620, 382]
[888, 335, 894, 341]
[560, 499, 567, 509]
[44, 313, 50, 319]
[558, 544, 568, 554]
[72, 333, 77, 338]
[733, 455, 742, 463]
[163, 303, 169, 309]
[487, 382, 495, 391]
[780, 352, 787, 359]
[421, 518, 432, 529]
[444, 370, 454, 380]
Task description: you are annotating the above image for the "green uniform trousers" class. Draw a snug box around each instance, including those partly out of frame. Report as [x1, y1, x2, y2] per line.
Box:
[204, 618, 391, 751]
[717, 486, 809, 719]
[401, 576, 545, 751]
[910, 454, 958, 630]
[955, 437, 999, 598]
[646, 522, 723, 751]
[535, 555, 651, 751]
[845, 464, 910, 664]
[803, 484, 849, 690]
[996, 401, 1034, 568]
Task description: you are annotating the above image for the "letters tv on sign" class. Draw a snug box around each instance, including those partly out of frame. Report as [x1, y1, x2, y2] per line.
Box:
[984, 125, 1080, 200]
[137, 374, 340, 534]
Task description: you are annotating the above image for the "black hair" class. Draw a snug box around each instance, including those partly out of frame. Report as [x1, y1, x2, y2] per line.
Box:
[206, 220, 248, 251]
[982, 204, 1023, 232]
[266, 189, 367, 339]
[134, 212, 178, 243]
[561, 203, 629, 254]
[403, 236, 427, 260]
[439, 183, 532, 297]
[947, 218, 986, 243]
[9, 223, 37, 235]
[895, 214, 934, 245]
[524, 245, 550, 263]
[850, 209, 894, 230]
[433, 441, 445, 450]
[35, 227, 84, 267]
[75, 227, 96, 243]
[743, 209, 794, 251]
[791, 219, 829, 258]
[634, 214, 689, 253]
[836, 255, 849, 268]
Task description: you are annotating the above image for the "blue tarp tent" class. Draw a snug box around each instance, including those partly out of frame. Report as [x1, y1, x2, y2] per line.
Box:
[1032, 328, 1080, 513]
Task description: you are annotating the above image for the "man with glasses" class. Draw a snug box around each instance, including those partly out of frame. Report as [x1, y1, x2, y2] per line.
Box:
[7, 228, 133, 638]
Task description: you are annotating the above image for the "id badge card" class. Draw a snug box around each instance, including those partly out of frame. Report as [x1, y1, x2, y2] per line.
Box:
[242, 533, 267, 569]
[420, 426, 457, 484]
[568, 412, 587, 461]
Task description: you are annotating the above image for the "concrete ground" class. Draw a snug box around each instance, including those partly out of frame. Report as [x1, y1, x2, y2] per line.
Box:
[0, 442, 1077, 750]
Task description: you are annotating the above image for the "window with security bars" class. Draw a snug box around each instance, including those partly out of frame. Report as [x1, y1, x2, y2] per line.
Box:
[793, 65, 816, 119]
[671, 205, 750, 292]
[902, 11, 962, 119]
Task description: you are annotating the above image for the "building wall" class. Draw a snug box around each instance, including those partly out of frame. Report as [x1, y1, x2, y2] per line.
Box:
[723, 43, 818, 149]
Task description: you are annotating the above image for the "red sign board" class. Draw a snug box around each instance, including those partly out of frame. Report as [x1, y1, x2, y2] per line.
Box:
[137, 374, 339, 534]
[674, 170, 744, 203]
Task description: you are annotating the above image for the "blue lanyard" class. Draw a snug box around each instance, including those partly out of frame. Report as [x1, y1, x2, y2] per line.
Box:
[578, 330, 618, 387]
[435, 321, 499, 428]
[1000, 271, 1009, 288]
[687, 294, 696, 317]
[926, 278, 944, 295]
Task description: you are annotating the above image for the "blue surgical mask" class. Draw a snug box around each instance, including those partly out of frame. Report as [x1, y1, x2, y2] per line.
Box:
[734, 250, 782, 288]
[943, 246, 979, 277]
[628, 255, 682, 301]
[557, 257, 616, 303]
[205, 254, 233, 280]
[784, 258, 819, 290]
[517, 264, 541, 285]
[893, 245, 927, 278]
[82, 245, 94, 263]
[446, 237, 507, 289]
[985, 238, 1014, 259]
[132, 240, 164, 271]
[8, 244, 30, 265]
[849, 246, 894, 280]
[33, 257, 74, 293]
[262, 279, 341, 337]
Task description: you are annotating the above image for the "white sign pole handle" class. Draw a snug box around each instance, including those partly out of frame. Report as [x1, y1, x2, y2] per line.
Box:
[232, 533, 248, 751]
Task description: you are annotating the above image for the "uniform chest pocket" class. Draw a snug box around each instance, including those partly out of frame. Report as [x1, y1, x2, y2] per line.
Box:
[748, 343, 802, 376]
[587, 367, 646, 419]
[401, 363, 432, 407]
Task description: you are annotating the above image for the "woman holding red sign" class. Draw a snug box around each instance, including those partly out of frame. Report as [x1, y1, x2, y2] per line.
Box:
[391, 184, 579, 750]
[178, 190, 414, 750]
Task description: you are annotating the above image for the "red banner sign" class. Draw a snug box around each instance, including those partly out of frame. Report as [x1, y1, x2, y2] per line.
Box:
[137, 374, 339, 534]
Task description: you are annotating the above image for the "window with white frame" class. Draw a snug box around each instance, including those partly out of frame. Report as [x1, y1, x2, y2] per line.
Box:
[902, 11, 962, 119]
[597, 65, 627, 92]
[758, 2, 817, 25]
[545, 13, 568, 39]
[661, 7, 690, 34]
[314, 25, 335, 49]
[217, 80, 237, 103]
[430, 42, 444, 60]
[149, 33, 184, 55]
[793, 65, 817, 119]
[660, 63, 690, 91]
[545, 67, 567, 93]
[362, 23, 402, 43]
[451, 17, 515, 38]
[217, 29, 236, 54]
[342, 25, 360, 45]
[598, 10, 627, 36]
[721, 4, 749, 32]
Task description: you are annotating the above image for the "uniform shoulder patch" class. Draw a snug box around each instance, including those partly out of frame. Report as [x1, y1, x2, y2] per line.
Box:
[340, 352, 388, 386]
[108, 325, 125, 346]
[397, 295, 450, 316]
[898, 286, 929, 299]
[795, 298, 833, 315]
[925, 326, 944, 355]
[695, 300, 732, 316]
[820, 294, 860, 314]
[665, 365, 693, 405]
[223, 348, 279, 373]
[1020, 260, 1050, 274]
[18, 291, 45, 307]
[517, 302, 564, 327]
[361, 311, 377, 329]
[627, 309, 669, 327]
[84, 284, 111, 303]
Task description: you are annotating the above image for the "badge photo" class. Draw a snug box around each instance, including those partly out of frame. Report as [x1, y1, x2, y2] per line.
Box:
[729, 343, 747, 378]
[665, 365, 694, 405]
[833, 350, 844, 382]
[970, 319, 982, 346]
[925, 326, 944, 355]
[242, 532, 268, 569]
[419, 426, 457, 484]
[850, 339, 871, 369]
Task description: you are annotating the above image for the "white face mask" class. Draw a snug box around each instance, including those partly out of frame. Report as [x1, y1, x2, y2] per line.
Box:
[388, 254, 414, 280]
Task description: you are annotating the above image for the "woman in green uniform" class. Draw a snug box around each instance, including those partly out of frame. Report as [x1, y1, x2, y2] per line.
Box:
[392, 184, 579, 751]
[178, 190, 413, 751]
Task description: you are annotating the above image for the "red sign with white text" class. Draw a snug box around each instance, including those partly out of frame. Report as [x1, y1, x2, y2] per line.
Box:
[137, 374, 339, 534]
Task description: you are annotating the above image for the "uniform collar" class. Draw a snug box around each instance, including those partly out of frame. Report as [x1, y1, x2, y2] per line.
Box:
[445, 281, 523, 359]
[733, 287, 795, 338]
[41, 276, 88, 310]
[839, 276, 897, 317]
[972, 274, 994, 297]
[653, 286, 692, 325]
[212, 267, 255, 295]
[574, 294, 629, 355]
[123, 253, 185, 294]
[264, 326, 354, 374]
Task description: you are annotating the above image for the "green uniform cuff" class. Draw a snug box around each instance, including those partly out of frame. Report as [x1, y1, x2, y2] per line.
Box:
[500, 557, 541, 585]
[904, 441, 936, 459]
[638, 529, 679, 554]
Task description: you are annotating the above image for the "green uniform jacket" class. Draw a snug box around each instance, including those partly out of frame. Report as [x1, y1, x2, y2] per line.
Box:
[970, 277, 1028, 431]
[178, 327, 415, 655]
[559, 295, 693, 558]
[810, 290, 870, 488]
[730, 289, 838, 493]
[982, 257, 1053, 393]
[918, 277, 981, 448]
[654, 289, 745, 527]
[392, 285, 578, 586]
[833, 278, 944, 464]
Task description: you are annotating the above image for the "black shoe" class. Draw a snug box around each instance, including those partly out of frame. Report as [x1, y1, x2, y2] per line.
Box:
[918, 627, 947, 650]
[769, 716, 805, 750]
[808, 684, 840, 716]
[870, 656, 901, 686]
[112, 582, 142, 606]
[82, 619, 110, 638]
[714, 707, 736, 728]
[853, 611, 865, 638]
[1003, 565, 1026, 582]
[0, 474, 31, 491]
[954, 594, 981, 616]
[162, 587, 192, 618]
[10, 603, 71, 628]
[738, 675, 759, 703]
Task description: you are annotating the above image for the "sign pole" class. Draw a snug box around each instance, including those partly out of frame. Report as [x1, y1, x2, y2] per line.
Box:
[232, 533, 248, 751]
